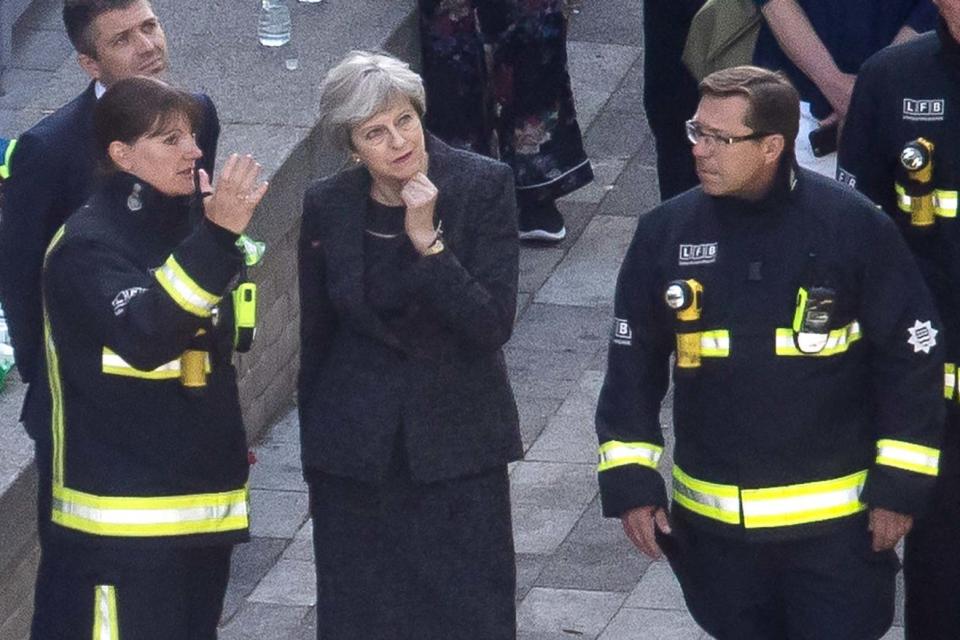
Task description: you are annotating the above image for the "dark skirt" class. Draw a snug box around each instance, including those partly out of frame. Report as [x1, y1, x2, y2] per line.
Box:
[418, 0, 593, 206]
[307, 456, 517, 640]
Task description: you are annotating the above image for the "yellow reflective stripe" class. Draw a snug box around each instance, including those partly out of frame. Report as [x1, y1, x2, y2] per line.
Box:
[775, 321, 861, 356]
[0, 138, 16, 180]
[52, 483, 250, 537]
[937, 190, 959, 217]
[741, 470, 867, 529]
[43, 227, 68, 486]
[672, 466, 741, 525]
[876, 439, 940, 476]
[598, 440, 663, 472]
[154, 255, 219, 318]
[700, 330, 730, 357]
[946, 363, 956, 400]
[101, 347, 210, 379]
[93, 585, 118, 640]
[895, 184, 958, 218]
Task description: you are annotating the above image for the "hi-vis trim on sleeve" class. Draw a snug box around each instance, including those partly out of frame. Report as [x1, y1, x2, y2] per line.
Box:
[0, 138, 17, 180]
[895, 184, 958, 218]
[154, 255, 220, 317]
[740, 470, 867, 529]
[775, 321, 861, 356]
[700, 330, 730, 357]
[101, 347, 210, 380]
[93, 585, 118, 640]
[598, 441, 663, 472]
[876, 439, 940, 476]
[672, 466, 741, 525]
[946, 363, 956, 400]
[52, 484, 250, 537]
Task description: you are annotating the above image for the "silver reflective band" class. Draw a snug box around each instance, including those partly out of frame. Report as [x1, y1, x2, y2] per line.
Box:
[876, 439, 939, 476]
[598, 441, 663, 472]
[155, 256, 219, 317]
[53, 497, 249, 526]
[673, 481, 740, 520]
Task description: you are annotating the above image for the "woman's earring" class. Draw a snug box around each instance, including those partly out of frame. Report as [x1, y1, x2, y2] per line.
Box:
[127, 183, 143, 212]
[352, 155, 361, 165]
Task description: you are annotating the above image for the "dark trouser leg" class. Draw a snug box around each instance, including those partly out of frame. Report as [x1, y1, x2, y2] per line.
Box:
[32, 543, 234, 640]
[643, 0, 703, 200]
[904, 416, 960, 640]
[660, 514, 785, 639]
[781, 523, 897, 640]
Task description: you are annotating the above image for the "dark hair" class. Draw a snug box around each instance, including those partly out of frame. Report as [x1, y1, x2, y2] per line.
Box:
[94, 76, 201, 171]
[63, 0, 142, 56]
[699, 65, 800, 156]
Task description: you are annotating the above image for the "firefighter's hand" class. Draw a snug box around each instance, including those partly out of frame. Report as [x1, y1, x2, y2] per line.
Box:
[200, 154, 269, 235]
[868, 508, 913, 551]
[621, 506, 672, 559]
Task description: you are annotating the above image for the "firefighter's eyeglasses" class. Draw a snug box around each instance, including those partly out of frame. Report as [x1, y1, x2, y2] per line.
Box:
[685, 120, 772, 150]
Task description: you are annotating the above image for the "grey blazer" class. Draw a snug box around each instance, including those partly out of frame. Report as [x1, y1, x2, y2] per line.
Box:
[297, 134, 523, 484]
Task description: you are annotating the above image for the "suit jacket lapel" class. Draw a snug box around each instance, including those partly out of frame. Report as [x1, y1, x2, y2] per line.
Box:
[324, 167, 405, 350]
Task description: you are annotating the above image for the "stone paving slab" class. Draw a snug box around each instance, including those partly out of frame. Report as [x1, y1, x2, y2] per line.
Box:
[517, 587, 627, 639]
[535, 215, 634, 307]
[598, 608, 707, 640]
[525, 370, 602, 464]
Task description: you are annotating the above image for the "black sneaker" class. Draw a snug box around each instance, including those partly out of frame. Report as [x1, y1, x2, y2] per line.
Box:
[519, 201, 566, 242]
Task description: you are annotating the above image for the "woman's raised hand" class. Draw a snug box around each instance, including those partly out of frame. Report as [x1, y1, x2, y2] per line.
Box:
[401, 172, 439, 254]
[200, 154, 269, 235]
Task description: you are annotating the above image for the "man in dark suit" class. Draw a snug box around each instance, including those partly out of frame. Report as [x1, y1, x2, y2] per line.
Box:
[0, 0, 218, 441]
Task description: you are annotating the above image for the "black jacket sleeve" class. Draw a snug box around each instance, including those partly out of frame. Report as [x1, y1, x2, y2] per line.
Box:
[0, 133, 60, 383]
[196, 94, 220, 176]
[44, 219, 242, 371]
[400, 163, 519, 352]
[595, 218, 674, 518]
[858, 214, 945, 516]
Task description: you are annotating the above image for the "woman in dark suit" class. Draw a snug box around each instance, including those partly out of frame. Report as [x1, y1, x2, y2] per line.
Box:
[298, 51, 523, 639]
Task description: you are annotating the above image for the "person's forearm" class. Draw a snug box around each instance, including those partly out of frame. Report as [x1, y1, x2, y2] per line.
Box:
[760, 0, 847, 101]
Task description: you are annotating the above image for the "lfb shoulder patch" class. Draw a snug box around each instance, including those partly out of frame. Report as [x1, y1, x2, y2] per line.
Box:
[907, 319, 938, 354]
[612, 318, 633, 346]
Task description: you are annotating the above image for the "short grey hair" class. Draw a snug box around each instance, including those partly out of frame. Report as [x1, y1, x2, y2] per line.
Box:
[318, 50, 427, 152]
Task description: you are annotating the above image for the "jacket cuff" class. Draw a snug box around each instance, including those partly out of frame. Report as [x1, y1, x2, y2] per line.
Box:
[861, 465, 938, 518]
[598, 465, 669, 518]
[155, 222, 242, 318]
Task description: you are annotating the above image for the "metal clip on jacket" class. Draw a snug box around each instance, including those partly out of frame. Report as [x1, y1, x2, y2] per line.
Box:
[792, 287, 835, 354]
[665, 279, 703, 370]
[901, 138, 936, 227]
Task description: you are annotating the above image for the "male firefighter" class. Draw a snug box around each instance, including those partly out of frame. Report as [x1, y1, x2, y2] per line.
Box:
[838, 1, 960, 636]
[597, 65, 944, 640]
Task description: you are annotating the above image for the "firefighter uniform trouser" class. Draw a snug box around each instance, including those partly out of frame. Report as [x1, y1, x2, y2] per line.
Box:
[30, 541, 233, 640]
[904, 420, 960, 640]
[659, 513, 898, 640]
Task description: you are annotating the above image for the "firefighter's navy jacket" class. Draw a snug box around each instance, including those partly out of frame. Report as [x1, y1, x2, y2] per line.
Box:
[39, 172, 249, 546]
[596, 166, 945, 541]
[839, 22, 960, 397]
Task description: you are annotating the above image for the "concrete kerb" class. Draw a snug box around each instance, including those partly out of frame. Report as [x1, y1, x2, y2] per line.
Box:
[0, 2, 421, 636]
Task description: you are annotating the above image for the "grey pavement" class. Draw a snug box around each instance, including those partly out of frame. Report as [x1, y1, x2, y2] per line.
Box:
[0, 1, 908, 638]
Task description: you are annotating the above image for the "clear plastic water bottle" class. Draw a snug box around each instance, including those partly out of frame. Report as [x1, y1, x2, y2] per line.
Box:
[258, 0, 291, 47]
[299, 0, 322, 3]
